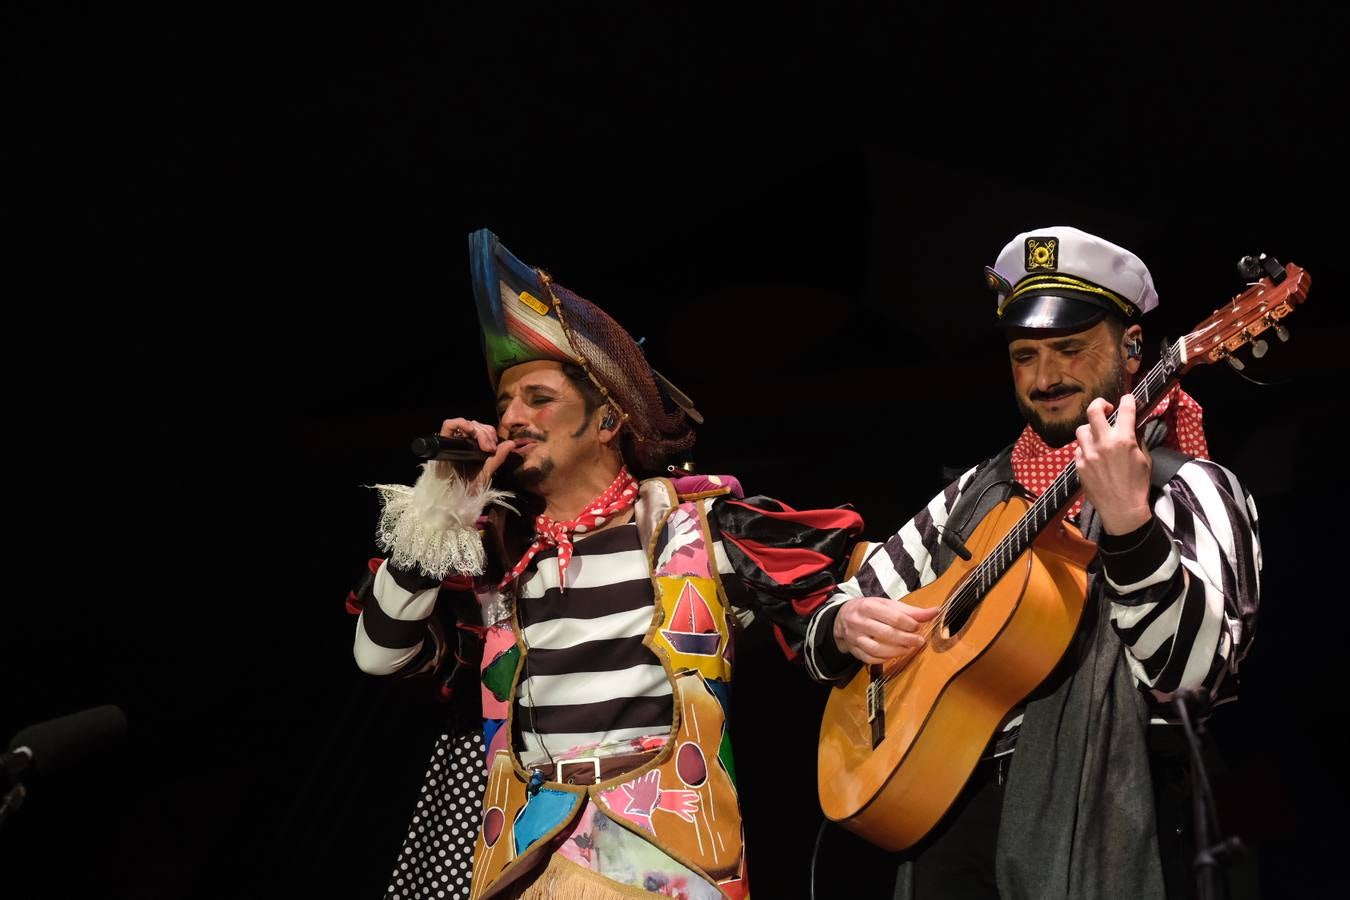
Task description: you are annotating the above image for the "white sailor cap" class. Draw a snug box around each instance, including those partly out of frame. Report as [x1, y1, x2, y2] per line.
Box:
[985, 225, 1159, 329]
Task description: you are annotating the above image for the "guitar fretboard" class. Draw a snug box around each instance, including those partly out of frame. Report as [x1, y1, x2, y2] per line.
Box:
[947, 341, 1183, 621]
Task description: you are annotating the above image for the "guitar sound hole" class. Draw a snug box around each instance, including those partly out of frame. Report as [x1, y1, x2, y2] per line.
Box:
[942, 596, 976, 636]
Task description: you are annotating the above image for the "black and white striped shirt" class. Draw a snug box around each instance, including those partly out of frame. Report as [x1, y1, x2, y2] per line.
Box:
[512, 523, 671, 765]
[355, 518, 749, 768]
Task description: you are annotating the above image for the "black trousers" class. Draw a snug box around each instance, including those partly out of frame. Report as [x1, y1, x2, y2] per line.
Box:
[906, 754, 1007, 900]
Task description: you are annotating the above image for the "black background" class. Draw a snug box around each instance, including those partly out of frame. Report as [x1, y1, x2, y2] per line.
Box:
[5, 5, 1346, 898]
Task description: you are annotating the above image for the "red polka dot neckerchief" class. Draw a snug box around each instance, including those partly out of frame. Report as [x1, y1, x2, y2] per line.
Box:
[497, 467, 639, 592]
[1009, 385, 1210, 520]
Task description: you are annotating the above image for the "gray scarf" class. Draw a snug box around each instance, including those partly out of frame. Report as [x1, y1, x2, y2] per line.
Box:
[895, 447, 1164, 899]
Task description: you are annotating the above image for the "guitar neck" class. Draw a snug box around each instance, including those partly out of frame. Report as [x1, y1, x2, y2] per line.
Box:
[974, 342, 1184, 595]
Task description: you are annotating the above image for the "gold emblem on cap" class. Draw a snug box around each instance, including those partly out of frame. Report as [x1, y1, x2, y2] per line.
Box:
[1025, 238, 1058, 272]
[518, 290, 550, 316]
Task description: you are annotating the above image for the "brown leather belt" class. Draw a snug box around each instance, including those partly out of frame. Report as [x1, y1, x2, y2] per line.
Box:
[551, 749, 660, 786]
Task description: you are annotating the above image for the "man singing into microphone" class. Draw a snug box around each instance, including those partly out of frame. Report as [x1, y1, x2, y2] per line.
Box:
[347, 229, 863, 898]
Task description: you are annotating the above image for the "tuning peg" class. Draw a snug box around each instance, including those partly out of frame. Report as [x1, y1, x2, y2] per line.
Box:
[1251, 339, 1269, 358]
[1261, 315, 1293, 343]
[1237, 253, 1286, 285]
[1227, 355, 1246, 372]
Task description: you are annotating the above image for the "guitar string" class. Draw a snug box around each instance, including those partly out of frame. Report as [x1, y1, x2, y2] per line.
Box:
[877, 343, 1181, 687]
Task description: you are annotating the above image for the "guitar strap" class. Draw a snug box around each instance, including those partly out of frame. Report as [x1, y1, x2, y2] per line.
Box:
[932, 437, 1192, 579]
[931, 445, 1016, 579]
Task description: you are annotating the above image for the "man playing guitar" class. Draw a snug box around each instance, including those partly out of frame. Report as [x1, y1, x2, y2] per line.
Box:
[807, 226, 1265, 900]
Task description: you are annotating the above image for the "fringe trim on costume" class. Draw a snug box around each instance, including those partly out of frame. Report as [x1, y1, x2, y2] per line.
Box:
[513, 854, 665, 899]
[373, 462, 516, 580]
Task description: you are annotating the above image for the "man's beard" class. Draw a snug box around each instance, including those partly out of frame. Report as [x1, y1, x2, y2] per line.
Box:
[509, 429, 552, 488]
[1015, 363, 1129, 448]
[514, 456, 554, 488]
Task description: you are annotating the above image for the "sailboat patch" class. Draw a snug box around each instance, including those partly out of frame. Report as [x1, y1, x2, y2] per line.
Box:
[660, 580, 722, 656]
[653, 576, 730, 680]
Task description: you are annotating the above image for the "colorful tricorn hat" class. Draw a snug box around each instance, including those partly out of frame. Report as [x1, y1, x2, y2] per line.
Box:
[468, 228, 702, 470]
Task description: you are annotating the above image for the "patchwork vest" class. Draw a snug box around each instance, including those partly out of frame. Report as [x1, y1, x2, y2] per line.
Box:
[470, 478, 751, 899]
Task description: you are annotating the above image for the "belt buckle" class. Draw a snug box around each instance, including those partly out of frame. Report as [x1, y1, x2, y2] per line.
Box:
[555, 756, 603, 784]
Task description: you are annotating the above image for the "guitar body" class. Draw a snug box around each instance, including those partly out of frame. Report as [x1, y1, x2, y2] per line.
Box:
[817, 495, 1098, 851]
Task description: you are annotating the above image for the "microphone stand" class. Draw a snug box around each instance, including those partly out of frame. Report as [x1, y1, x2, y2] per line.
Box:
[0, 783, 25, 830]
[0, 746, 31, 831]
[1172, 692, 1243, 900]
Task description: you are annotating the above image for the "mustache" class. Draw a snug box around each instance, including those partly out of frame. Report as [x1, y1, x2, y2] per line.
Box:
[1028, 386, 1082, 402]
[508, 429, 547, 443]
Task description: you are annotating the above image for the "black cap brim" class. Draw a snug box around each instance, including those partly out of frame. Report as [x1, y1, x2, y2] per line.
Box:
[997, 290, 1122, 330]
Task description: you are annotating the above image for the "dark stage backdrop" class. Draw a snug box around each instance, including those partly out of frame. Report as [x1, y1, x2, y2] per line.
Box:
[5, 6, 1345, 898]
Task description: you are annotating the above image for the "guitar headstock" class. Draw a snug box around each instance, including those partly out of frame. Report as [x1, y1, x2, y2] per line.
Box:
[1179, 257, 1310, 371]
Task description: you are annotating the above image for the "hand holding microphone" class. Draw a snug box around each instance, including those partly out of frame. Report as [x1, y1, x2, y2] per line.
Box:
[413, 418, 517, 488]
[409, 435, 491, 462]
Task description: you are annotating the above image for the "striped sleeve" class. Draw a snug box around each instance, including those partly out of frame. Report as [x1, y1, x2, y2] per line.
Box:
[804, 465, 980, 683]
[353, 561, 446, 677]
[355, 462, 503, 678]
[1103, 458, 1261, 704]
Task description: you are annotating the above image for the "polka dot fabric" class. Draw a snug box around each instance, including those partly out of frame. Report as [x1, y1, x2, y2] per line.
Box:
[497, 467, 638, 592]
[1010, 385, 1209, 518]
[384, 730, 485, 900]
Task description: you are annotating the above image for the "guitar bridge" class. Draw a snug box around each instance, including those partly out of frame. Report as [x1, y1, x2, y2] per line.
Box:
[866, 668, 885, 749]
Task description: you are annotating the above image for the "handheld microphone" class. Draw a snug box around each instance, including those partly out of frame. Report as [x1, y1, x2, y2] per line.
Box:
[410, 435, 491, 462]
[410, 435, 522, 474]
